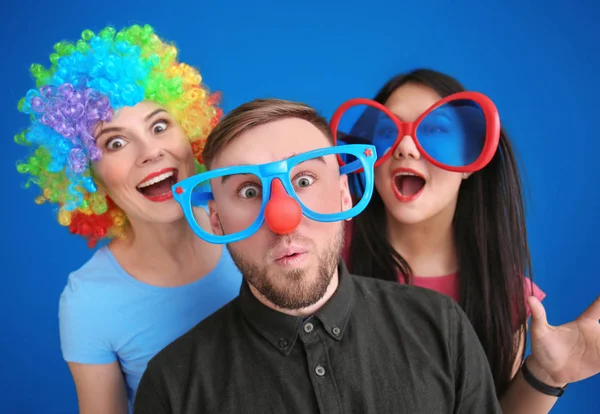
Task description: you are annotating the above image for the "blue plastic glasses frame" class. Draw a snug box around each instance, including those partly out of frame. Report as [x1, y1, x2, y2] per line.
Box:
[172, 144, 377, 244]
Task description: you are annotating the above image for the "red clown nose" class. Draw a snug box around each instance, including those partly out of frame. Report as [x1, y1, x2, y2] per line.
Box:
[264, 179, 302, 234]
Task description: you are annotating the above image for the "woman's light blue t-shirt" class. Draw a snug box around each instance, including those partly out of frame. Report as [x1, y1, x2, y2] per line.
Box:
[58, 244, 242, 411]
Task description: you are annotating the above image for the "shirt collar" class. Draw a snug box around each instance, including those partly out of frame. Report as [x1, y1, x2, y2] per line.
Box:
[238, 259, 355, 356]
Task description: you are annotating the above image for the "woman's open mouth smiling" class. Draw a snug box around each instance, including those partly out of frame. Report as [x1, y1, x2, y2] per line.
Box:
[137, 168, 179, 202]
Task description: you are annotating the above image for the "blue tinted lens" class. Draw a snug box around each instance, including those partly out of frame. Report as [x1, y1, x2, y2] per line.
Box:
[336, 104, 398, 160]
[416, 100, 486, 167]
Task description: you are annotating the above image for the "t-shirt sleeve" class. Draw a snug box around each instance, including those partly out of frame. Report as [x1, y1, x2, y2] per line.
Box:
[58, 274, 117, 365]
[449, 298, 502, 413]
[523, 278, 546, 319]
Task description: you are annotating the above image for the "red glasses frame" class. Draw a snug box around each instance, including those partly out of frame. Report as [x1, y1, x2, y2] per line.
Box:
[329, 91, 501, 173]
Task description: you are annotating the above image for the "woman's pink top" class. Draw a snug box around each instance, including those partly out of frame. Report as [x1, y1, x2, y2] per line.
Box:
[342, 221, 545, 318]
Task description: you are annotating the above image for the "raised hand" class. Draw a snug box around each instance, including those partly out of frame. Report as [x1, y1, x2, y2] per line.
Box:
[526, 295, 600, 386]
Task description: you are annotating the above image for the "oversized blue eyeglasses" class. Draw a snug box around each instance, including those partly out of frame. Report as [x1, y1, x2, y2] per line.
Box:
[172, 144, 377, 244]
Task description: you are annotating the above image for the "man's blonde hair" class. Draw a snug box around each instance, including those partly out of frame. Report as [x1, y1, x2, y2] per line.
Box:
[201, 98, 333, 169]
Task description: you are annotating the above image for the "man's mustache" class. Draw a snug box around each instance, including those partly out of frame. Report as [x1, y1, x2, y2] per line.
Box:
[266, 232, 314, 260]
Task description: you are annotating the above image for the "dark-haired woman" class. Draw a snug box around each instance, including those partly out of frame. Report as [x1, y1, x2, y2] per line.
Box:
[334, 68, 600, 412]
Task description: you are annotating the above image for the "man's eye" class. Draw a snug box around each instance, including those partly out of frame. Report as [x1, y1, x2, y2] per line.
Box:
[238, 184, 261, 199]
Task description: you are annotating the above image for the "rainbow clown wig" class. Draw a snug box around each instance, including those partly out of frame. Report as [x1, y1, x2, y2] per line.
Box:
[15, 24, 222, 248]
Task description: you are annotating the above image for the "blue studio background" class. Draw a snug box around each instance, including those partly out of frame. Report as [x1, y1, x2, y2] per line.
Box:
[1, 0, 598, 412]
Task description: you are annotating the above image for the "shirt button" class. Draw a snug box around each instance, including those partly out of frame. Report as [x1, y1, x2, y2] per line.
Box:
[332, 327, 341, 336]
[304, 322, 314, 333]
[315, 365, 326, 377]
[279, 339, 288, 347]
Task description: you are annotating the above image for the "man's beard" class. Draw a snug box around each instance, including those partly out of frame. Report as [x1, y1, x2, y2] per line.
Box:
[227, 224, 344, 311]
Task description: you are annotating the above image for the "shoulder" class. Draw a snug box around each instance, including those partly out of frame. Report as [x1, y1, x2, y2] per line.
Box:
[352, 272, 454, 305]
[141, 299, 240, 395]
[350, 273, 471, 362]
[146, 298, 240, 372]
[59, 247, 123, 313]
[351, 273, 461, 324]
[58, 247, 124, 362]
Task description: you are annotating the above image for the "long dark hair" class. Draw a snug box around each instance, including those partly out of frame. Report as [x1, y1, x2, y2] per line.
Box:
[348, 68, 532, 397]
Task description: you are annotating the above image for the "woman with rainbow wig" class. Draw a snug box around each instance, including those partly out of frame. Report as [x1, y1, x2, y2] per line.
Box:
[15, 24, 242, 413]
